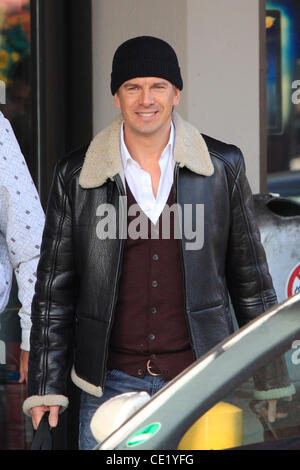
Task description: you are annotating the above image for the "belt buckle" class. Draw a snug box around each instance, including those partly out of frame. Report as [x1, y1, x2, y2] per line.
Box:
[146, 359, 162, 377]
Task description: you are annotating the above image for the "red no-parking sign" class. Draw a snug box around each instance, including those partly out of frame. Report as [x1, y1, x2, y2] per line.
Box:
[287, 264, 300, 298]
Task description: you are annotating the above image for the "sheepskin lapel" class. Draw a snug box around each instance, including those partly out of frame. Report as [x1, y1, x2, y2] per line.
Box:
[79, 112, 214, 189]
[172, 112, 214, 176]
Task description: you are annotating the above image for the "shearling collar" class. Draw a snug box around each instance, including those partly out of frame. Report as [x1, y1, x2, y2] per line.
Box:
[79, 112, 214, 189]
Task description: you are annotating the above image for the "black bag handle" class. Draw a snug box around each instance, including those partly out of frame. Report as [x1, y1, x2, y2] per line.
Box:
[31, 412, 53, 450]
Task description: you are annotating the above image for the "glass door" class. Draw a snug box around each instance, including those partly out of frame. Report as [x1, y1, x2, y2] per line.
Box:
[0, 0, 92, 450]
[0, 0, 33, 451]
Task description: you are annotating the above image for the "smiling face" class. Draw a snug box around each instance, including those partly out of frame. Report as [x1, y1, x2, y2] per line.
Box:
[114, 76, 180, 139]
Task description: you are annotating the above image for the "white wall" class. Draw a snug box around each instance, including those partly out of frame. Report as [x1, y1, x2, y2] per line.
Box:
[92, 0, 264, 192]
[186, 0, 263, 192]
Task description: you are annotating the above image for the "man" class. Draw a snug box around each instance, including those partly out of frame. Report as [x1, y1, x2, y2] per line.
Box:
[23, 36, 294, 449]
[0, 110, 44, 382]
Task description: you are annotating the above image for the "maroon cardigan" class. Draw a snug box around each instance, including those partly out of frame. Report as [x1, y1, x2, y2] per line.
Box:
[107, 183, 194, 381]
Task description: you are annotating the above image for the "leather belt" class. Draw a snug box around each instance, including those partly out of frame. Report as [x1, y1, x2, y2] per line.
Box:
[146, 359, 162, 377]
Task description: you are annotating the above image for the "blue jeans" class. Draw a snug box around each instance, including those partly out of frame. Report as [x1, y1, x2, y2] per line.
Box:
[79, 369, 167, 450]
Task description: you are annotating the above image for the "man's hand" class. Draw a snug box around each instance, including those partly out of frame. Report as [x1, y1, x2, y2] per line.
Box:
[19, 349, 29, 383]
[267, 399, 278, 422]
[261, 397, 293, 422]
[30, 405, 60, 430]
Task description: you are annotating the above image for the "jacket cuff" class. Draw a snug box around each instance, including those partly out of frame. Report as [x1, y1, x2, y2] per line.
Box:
[22, 394, 69, 417]
[254, 384, 296, 401]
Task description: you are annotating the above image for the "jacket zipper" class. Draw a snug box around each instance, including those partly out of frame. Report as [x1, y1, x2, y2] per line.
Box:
[173, 163, 196, 360]
[101, 175, 126, 388]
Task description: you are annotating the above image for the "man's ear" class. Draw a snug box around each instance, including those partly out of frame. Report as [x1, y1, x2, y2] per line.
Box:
[114, 91, 121, 109]
[173, 87, 180, 107]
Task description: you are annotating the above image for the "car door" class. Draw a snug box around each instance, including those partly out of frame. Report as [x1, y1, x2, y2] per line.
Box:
[95, 293, 300, 450]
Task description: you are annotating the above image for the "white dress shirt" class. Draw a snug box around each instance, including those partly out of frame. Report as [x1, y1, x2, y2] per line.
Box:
[120, 121, 175, 225]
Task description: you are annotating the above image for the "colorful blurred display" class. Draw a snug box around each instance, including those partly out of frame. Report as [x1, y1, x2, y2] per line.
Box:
[266, 1, 300, 177]
[0, 0, 30, 85]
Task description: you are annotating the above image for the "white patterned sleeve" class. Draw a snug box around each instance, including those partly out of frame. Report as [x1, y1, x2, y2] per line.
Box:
[0, 111, 45, 351]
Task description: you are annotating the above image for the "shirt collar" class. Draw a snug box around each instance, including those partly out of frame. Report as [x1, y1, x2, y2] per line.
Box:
[120, 120, 175, 170]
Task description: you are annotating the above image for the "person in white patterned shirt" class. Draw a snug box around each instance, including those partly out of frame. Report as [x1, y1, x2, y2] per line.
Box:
[0, 111, 44, 383]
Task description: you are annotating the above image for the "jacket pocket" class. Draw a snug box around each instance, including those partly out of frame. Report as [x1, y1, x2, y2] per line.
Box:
[188, 303, 232, 358]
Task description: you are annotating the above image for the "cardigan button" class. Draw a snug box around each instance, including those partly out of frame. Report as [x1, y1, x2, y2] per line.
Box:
[152, 254, 159, 261]
[148, 334, 156, 341]
[151, 307, 157, 314]
[152, 280, 158, 288]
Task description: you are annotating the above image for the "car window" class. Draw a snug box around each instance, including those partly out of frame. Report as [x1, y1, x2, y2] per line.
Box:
[177, 343, 300, 450]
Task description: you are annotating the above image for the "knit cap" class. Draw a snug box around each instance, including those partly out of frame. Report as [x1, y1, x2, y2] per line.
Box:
[111, 36, 183, 95]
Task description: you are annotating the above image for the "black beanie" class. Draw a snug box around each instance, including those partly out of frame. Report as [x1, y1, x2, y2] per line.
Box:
[111, 36, 183, 95]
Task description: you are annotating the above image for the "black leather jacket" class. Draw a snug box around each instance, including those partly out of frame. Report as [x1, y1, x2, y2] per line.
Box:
[25, 113, 284, 411]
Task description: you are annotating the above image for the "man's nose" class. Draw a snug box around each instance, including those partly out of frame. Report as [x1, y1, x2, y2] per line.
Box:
[139, 88, 154, 106]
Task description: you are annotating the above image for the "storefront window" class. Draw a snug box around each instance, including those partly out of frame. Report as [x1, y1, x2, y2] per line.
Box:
[0, 0, 32, 173]
[0, 0, 33, 450]
[266, 0, 300, 202]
